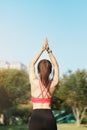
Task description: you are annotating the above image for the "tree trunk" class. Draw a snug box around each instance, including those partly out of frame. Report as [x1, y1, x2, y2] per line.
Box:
[77, 117, 81, 127]
[72, 106, 87, 127]
[72, 107, 81, 126]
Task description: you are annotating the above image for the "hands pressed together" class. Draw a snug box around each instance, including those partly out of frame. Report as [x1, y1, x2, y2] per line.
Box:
[42, 37, 52, 53]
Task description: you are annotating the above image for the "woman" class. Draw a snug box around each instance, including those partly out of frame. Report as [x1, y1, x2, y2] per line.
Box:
[29, 38, 59, 130]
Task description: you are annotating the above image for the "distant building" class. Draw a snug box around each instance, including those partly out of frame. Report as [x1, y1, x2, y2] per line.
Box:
[0, 61, 27, 70]
[0, 61, 9, 69]
[9, 61, 27, 70]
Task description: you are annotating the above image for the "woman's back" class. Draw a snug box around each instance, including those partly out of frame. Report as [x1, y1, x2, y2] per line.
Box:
[31, 78, 55, 109]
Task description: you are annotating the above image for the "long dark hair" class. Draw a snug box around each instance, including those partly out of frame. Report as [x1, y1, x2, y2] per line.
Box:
[37, 59, 52, 87]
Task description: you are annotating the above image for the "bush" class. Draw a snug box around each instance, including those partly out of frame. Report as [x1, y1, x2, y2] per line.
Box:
[10, 105, 32, 124]
[4, 105, 32, 125]
[81, 117, 87, 124]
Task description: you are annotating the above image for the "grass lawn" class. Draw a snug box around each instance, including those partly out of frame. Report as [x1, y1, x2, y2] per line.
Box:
[0, 123, 87, 130]
[0, 124, 28, 130]
[58, 123, 87, 130]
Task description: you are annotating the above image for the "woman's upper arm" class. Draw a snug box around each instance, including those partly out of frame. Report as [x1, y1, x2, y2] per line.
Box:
[51, 65, 59, 87]
[49, 66, 59, 94]
[29, 62, 37, 82]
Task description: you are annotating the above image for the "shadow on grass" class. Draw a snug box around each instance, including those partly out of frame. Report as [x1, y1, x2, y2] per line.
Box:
[0, 125, 28, 130]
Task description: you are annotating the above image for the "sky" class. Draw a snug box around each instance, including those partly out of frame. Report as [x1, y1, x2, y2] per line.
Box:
[0, 0, 87, 76]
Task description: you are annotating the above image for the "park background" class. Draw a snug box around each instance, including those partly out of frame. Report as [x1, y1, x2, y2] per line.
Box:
[0, 0, 87, 130]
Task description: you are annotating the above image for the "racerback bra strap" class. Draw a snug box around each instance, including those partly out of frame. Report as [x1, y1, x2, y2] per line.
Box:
[37, 80, 50, 98]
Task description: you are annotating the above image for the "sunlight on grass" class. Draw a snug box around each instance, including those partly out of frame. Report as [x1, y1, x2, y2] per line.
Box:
[58, 123, 87, 130]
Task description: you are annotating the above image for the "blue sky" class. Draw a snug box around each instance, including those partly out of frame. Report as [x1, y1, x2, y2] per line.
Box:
[0, 0, 87, 76]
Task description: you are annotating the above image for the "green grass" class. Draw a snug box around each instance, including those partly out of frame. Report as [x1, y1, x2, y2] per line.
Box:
[0, 124, 87, 130]
[0, 124, 28, 130]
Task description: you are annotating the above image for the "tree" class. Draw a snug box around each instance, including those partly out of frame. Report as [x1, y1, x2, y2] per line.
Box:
[0, 69, 30, 112]
[58, 69, 87, 126]
[51, 83, 63, 110]
[0, 86, 11, 112]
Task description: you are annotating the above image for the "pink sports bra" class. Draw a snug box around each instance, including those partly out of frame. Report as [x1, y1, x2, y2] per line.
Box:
[31, 80, 52, 103]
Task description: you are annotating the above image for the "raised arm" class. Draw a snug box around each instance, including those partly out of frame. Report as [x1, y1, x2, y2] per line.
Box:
[46, 38, 59, 87]
[29, 39, 47, 82]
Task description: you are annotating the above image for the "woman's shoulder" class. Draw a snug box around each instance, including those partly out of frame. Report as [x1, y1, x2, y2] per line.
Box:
[30, 77, 39, 86]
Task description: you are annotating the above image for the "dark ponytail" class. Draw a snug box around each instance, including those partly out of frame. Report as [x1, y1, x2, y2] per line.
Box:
[38, 59, 52, 87]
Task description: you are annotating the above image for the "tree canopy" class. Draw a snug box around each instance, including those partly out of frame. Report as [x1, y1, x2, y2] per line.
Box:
[58, 69, 87, 126]
[0, 69, 30, 112]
